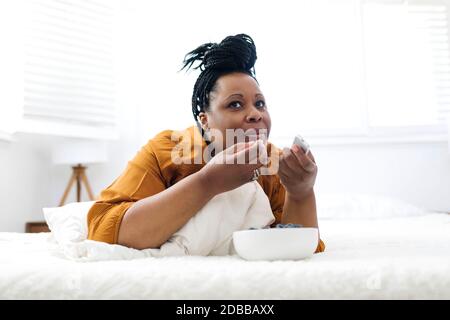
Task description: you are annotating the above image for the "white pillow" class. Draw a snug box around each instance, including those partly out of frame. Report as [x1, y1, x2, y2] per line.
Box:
[316, 193, 430, 220]
[43, 201, 95, 245]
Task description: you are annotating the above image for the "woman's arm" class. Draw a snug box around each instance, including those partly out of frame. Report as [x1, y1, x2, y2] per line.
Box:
[281, 189, 318, 228]
[117, 170, 215, 250]
[118, 141, 265, 250]
[277, 145, 323, 249]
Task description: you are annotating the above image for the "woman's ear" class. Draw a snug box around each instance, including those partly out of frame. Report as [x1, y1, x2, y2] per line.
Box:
[198, 112, 208, 129]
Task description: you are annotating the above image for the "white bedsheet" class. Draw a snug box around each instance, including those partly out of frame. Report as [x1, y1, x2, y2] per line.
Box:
[0, 213, 449, 299]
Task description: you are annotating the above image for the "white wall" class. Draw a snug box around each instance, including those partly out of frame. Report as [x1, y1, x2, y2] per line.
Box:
[0, 97, 140, 232]
[0, 136, 51, 232]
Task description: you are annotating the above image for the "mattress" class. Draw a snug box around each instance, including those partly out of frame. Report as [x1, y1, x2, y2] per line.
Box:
[0, 213, 449, 299]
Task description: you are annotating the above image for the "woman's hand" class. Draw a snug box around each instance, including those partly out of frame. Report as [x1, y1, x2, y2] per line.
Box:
[278, 144, 318, 201]
[198, 140, 267, 196]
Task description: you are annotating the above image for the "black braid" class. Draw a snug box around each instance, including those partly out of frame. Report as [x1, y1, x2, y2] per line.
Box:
[180, 34, 258, 139]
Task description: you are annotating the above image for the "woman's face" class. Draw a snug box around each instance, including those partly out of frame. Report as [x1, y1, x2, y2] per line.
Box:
[199, 72, 272, 151]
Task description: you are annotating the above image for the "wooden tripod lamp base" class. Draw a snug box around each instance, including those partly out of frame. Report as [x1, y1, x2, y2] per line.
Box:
[59, 164, 95, 206]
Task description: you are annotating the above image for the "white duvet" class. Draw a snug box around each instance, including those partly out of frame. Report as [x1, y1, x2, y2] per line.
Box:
[1, 213, 449, 299]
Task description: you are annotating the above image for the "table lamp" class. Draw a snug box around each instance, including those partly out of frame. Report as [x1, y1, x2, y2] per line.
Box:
[52, 140, 108, 206]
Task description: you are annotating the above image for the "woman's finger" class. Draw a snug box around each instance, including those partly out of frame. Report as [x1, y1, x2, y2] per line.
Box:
[277, 162, 293, 183]
[278, 150, 299, 178]
[234, 140, 267, 168]
[282, 147, 308, 175]
[291, 145, 316, 173]
[247, 139, 268, 166]
[307, 149, 316, 164]
[277, 168, 290, 184]
[224, 141, 251, 155]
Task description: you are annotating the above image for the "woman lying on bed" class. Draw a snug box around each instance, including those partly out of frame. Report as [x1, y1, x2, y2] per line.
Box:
[87, 34, 325, 254]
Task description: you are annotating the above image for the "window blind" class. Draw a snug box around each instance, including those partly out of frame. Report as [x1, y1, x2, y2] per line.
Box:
[22, 0, 117, 138]
[0, 1, 23, 141]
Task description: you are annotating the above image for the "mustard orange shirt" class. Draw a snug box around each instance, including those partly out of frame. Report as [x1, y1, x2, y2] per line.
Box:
[87, 125, 325, 253]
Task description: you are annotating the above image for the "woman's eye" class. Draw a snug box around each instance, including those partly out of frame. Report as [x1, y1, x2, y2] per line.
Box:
[256, 100, 266, 109]
[228, 101, 243, 109]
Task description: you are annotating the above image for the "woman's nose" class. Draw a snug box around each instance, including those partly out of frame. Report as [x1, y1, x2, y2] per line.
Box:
[246, 106, 263, 122]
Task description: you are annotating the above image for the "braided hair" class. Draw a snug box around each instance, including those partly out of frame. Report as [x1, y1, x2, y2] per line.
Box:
[180, 34, 258, 139]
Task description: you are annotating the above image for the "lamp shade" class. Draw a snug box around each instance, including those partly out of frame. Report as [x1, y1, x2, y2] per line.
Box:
[51, 140, 109, 165]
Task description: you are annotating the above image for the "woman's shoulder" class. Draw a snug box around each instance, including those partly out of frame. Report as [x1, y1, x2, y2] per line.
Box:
[142, 126, 206, 179]
[146, 128, 181, 149]
[146, 126, 201, 150]
[144, 126, 199, 153]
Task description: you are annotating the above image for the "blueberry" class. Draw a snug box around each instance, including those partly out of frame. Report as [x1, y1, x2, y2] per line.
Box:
[275, 223, 303, 228]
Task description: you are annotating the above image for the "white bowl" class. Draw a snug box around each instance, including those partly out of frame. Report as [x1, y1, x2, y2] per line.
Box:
[232, 228, 319, 261]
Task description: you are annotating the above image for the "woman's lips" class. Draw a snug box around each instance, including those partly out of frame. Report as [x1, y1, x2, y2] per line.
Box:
[244, 128, 268, 136]
[243, 129, 268, 143]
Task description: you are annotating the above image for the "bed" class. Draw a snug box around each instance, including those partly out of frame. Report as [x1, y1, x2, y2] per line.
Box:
[1, 206, 449, 300]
